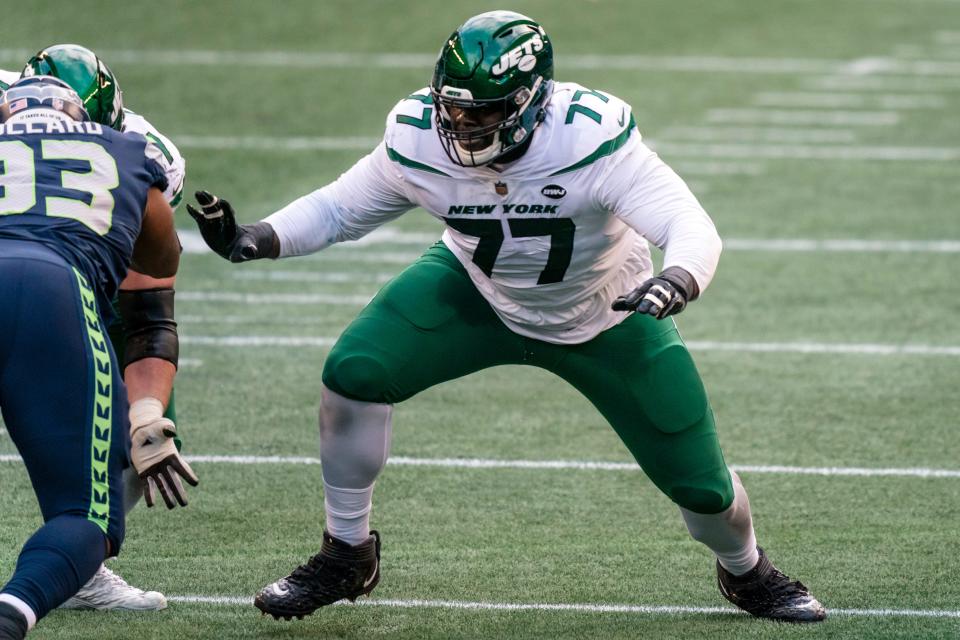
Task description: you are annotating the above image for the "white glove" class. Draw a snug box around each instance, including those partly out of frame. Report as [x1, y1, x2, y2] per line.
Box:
[129, 397, 199, 509]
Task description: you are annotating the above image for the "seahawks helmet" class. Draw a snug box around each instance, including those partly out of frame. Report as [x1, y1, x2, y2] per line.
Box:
[0, 76, 89, 124]
[431, 11, 554, 167]
[22, 44, 124, 129]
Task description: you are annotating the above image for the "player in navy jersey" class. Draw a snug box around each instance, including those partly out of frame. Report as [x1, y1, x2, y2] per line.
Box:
[0, 76, 197, 639]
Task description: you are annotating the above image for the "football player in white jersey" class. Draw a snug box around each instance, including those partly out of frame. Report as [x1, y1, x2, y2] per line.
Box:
[190, 11, 825, 623]
[6, 44, 189, 612]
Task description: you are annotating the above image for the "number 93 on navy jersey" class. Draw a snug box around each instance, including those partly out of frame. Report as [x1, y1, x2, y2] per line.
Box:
[0, 118, 168, 309]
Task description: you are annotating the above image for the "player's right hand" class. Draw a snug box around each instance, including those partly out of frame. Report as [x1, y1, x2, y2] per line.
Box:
[129, 398, 199, 509]
[186, 191, 277, 262]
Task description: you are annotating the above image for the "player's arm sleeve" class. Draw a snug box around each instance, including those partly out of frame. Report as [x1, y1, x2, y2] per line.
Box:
[597, 139, 722, 294]
[263, 142, 415, 257]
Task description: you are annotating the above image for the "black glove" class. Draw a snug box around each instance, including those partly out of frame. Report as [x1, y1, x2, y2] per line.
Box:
[186, 191, 278, 262]
[612, 266, 700, 319]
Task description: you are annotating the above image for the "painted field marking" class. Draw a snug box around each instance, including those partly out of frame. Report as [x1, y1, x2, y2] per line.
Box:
[178, 230, 960, 257]
[659, 126, 859, 144]
[175, 135, 380, 151]
[652, 141, 960, 161]
[669, 161, 765, 176]
[173, 332, 960, 356]
[171, 134, 960, 161]
[751, 91, 946, 109]
[0, 50, 846, 74]
[2, 453, 960, 479]
[720, 238, 960, 252]
[706, 108, 900, 126]
[165, 594, 960, 619]
[178, 314, 331, 326]
[935, 31, 960, 45]
[233, 270, 397, 284]
[803, 75, 960, 92]
[2, 48, 960, 76]
[177, 291, 372, 305]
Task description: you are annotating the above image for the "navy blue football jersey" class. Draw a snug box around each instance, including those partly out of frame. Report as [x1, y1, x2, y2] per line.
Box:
[0, 118, 168, 309]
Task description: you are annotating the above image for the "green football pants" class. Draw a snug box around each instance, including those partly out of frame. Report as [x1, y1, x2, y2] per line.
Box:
[323, 244, 733, 514]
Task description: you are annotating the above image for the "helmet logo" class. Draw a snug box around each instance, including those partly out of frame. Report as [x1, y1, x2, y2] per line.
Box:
[491, 34, 544, 76]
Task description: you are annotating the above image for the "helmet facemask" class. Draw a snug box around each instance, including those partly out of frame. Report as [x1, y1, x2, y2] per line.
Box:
[433, 77, 549, 167]
[430, 11, 555, 168]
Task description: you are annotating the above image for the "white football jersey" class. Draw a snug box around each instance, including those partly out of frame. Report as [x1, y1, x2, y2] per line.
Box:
[122, 110, 186, 210]
[0, 69, 19, 90]
[266, 82, 721, 344]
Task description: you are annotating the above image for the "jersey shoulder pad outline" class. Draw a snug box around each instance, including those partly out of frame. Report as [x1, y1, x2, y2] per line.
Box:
[122, 110, 186, 208]
[383, 87, 452, 178]
[545, 82, 639, 177]
[0, 68, 19, 90]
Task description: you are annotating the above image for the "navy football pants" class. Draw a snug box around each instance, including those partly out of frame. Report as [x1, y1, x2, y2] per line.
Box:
[0, 240, 129, 618]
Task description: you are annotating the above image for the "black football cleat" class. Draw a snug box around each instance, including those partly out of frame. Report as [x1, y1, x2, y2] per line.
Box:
[717, 547, 826, 622]
[254, 530, 380, 620]
[0, 602, 28, 640]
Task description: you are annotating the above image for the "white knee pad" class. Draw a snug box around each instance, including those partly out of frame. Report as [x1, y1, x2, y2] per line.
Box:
[319, 385, 393, 489]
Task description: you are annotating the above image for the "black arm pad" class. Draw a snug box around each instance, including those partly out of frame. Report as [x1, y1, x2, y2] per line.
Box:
[117, 288, 179, 369]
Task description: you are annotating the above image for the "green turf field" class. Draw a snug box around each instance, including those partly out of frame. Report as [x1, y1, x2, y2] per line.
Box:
[2, 1, 960, 638]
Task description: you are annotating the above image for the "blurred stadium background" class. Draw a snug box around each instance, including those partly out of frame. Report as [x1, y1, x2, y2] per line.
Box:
[2, 1, 959, 638]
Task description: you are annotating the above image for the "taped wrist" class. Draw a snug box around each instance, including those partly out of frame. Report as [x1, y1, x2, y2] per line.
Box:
[129, 397, 165, 431]
[240, 221, 280, 259]
[118, 288, 179, 368]
[659, 266, 700, 301]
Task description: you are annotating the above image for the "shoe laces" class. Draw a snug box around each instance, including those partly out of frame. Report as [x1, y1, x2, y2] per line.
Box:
[762, 567, 809, 600]
[97, 566, 145, 594]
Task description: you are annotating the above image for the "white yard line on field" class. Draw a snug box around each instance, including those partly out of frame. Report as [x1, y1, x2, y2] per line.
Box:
[669, 161, 766, 176]
[171, 134, 960, 161]
[2, 453, 960, 479]
[803, 75, 960, 91]
[174, 334, 960, 357]
[2, 48, 960, 76]
[651, 141, 960, 161]
[164, 595, 960, 618]
[175, 135, 380, 151]
[659, 126, 859, 143]
[706, 108, 900, 126]
[180, 334, 338, 347]
[173, 134, 960, 163]
[751, 91, 947, 109]
[935, 31, 960, 45]
[180, 229, 960, 257]
[233, 270, 397, 284]
[721, 238, 960, 252]
[177, 291, 372, 305]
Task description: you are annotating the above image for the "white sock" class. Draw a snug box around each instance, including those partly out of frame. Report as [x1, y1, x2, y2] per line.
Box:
[318, 386, 392, 546]
[0, 593, 37, 630]
[323, 481, 374, 546]
[680, 470, 760, 576]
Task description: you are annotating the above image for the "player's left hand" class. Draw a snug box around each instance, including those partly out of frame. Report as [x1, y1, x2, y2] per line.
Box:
[129, 398, 199, 509]
[186, 191, 278, 262]
[612, 266, 698, 319]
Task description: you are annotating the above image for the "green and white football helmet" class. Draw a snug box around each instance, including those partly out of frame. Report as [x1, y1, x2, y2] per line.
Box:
[22, 44, 124, 130]
[431, 11, 554, 167]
